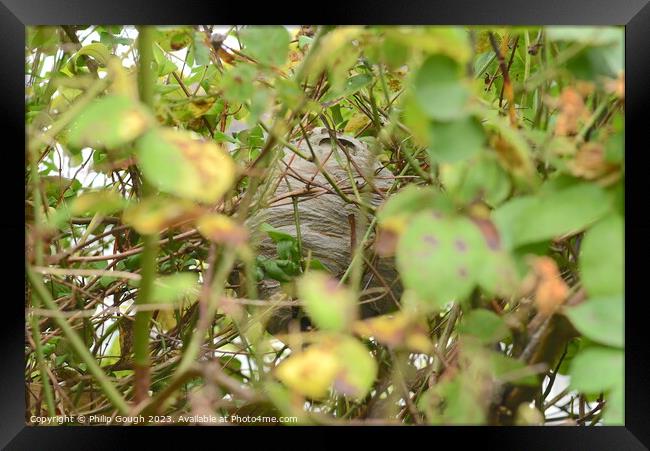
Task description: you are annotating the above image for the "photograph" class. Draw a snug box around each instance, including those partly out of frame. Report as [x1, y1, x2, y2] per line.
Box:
[24, 24, 625, 427]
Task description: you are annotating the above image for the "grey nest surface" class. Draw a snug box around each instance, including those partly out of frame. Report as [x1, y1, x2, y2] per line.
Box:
[247, 128, 402, 333]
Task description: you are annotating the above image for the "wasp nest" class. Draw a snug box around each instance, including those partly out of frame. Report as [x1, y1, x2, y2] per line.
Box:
[248, 128, 402, 333]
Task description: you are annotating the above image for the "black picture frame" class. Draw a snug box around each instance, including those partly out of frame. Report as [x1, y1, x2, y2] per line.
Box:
[4, 1, 649, 449]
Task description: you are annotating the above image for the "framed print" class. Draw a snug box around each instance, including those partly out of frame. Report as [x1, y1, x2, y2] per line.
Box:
[3, 0, 649, 448]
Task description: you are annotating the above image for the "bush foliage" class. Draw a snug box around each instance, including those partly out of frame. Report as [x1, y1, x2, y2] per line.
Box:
[25, 25, 624, 425]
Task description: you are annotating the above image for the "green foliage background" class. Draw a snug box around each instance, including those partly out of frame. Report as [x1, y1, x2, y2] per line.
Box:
[25, 25, 624, 425]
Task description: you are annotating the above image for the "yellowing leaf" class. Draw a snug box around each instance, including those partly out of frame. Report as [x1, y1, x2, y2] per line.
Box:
[68, 95, 153, 149]
[275, 345, 340, 399]
[122, 197, 204, 235]
[485, 115, 537, 184]
[70, 191, 126, 216]
[156, 310, 178, 332]
[107, 57, 138, 100]
[275, 336, 378, 401]
[197, 213, 248, 246]
[297, 272, 357, 332]
[151, 273, 200, 304]
[515, 403, 545, 425]
[344, 113, 372, 135]
[353, 313, 409, 345]
[353, 312, 433, 353]
[136, 128, 237, 203]
[187, 98, 216, 118]
[303, 27, 363, 86]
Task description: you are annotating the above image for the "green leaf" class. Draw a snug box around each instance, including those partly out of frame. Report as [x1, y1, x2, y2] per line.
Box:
[191, 31, 210, 66]
[397, 211, 487, 308]
[153, 45, 178, 76]
[321, 74, 373, 103]
[41, 175, 75, 199]
[70, 191, 127, 216]
[414, 54, 469, 121]
[546, 27, 623, 45]
[427, 116, 485, 163]
[580, 214, 624, 298]
[477, 247, 520, 297]
[380, 36, 410, 68]
[136, 128, 236, 203]
[546, 27, 623, 80]
[99, 31, 133, 47]
[276, 240, 299, 262]
[603, 383, 624, 425]
[494, 180, 612, 248]
[213, 130, 240, 145]
[258, 258, 293, 283]
[387, 27, 471, 65]
[566, 47, 623, 81]
[332, 337, 378, 399]
[68, 95, 153, 149]
[297, 272, 357, 332]
[73, 43, 111, 67]
[458, 309, 510, 344]
[298, 35, 313, 50]
[377, 185, 453, 233]
[564, 297, 623, 348]
[151, 273, 199, 304]
[260, 222, 295, 243]
[569, 347, 623, 394]
[440, 153, 510, 207]
[240, 26, 291, 66]
[488, 352, 538, 386]
[220, 64, 256, 104]
[420, 374, 485, 425]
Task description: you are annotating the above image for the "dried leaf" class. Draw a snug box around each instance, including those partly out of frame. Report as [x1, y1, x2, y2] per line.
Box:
[530, 256, 570, 316]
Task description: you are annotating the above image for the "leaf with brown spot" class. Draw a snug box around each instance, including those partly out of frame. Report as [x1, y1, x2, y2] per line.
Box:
[68, 95, 153, 150]
[275, 345, 339, 400]
[122, 197, 204, 235]
[297, 272, 357, 332]
[136, 128, 237, 203]
[353, 312, 433, 353]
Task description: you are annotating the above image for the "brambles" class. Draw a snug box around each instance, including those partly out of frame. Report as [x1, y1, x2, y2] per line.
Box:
[25, 25, 624, 426]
